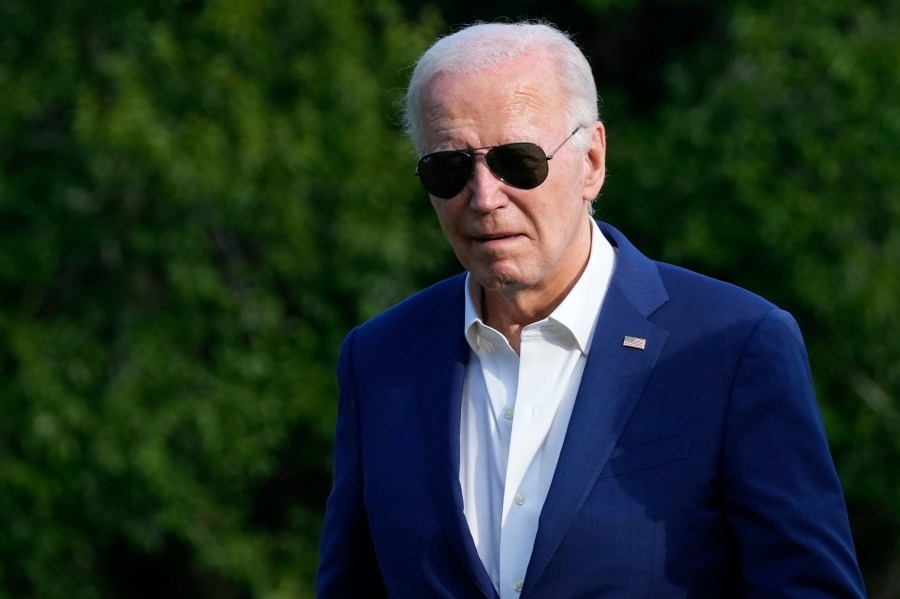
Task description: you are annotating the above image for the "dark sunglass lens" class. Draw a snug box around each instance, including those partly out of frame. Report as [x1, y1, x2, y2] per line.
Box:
[486, 143, 549, 189]
[417, 151, 473, 198]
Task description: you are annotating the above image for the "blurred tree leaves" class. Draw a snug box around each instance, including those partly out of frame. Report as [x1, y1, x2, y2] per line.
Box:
[0, 0, 442, 596]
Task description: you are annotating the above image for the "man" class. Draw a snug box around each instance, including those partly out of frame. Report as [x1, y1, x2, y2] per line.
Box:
[317, 21, 866, 598]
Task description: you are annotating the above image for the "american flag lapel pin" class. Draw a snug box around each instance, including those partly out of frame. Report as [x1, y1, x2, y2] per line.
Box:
[622, 336, 647, 350]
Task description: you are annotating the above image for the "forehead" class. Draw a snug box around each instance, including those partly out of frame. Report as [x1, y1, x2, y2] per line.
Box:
[420, 53, 565, 147]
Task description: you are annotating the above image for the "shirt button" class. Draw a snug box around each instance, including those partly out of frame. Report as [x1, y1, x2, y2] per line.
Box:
[515, 493, 526, 506]
[504, 408, 514, 420]
[513, 581, 524, 593]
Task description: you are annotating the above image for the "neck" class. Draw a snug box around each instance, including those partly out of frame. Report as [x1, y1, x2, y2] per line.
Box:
[481, 230, 592, 354]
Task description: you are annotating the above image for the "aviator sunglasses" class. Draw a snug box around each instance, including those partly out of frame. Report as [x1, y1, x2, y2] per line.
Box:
[415, 126, 584, 199]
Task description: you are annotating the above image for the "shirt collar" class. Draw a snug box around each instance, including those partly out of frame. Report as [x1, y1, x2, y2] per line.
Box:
[463, 219, 616, 355]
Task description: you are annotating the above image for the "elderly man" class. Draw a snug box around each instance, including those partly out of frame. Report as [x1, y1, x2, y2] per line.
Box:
[317, 21, 866, 599]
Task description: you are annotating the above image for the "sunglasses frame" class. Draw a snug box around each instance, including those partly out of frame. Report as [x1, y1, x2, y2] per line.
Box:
[415, 126, 584, 199]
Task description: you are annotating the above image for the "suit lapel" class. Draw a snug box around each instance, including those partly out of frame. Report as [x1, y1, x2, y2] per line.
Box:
[414, 276, 498, 599]
[522, 223, 671, 594]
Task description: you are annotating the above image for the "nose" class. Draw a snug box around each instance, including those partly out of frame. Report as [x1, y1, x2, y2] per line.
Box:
[467, 154, 508, 213]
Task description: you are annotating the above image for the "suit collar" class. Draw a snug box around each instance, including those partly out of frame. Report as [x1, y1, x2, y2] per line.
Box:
[523, 287, 669, 594]
[463, 219, 618, 356]
[597, 221, 669, 318]
[413, 276, 500, 599]
[522, 221, 670, 594]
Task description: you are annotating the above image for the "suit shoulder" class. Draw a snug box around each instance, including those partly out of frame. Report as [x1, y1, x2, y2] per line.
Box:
[599, 221, 779, 322]
[654, 261, 779, 320]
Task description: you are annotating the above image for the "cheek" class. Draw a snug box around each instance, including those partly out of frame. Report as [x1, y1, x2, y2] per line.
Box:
[535, 198, 587, 252]
[533, 189, 580, 227]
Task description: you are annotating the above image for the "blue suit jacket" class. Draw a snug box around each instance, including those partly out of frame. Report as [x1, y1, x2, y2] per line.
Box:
[317, 222, 866, 598]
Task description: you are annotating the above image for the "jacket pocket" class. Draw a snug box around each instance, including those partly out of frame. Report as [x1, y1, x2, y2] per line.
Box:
[598, 432, 692, 479]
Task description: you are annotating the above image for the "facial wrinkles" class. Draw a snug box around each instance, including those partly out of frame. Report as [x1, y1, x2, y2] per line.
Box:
[503, 84, 547, 138]
[423, 70, 553, 149]
[422, 108, 460, 151]
[468, 209, 509, 237]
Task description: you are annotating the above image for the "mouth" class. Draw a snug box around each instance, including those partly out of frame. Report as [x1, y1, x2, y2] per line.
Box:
[471, 233, 524, 250]
[473, 232, 521, 242]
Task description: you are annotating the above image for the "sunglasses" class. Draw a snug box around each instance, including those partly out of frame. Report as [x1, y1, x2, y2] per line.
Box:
[415, 126, 583, 199]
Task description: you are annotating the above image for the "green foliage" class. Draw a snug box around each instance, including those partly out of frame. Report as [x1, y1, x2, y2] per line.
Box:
[0, 0, 442, 596]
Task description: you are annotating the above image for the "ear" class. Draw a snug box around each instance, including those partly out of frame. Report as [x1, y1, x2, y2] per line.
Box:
[582, 122, 606, 201]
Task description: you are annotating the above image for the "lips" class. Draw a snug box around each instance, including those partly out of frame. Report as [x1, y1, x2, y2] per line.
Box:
[471, 232, 525, 251]
[472, 231, 520, 241]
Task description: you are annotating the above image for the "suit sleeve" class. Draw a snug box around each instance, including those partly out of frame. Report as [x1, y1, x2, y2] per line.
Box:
[722, 308, 867, 598]
[316, 328, 389, 598]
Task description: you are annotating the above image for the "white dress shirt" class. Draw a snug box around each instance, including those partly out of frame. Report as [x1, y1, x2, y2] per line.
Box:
[459, 219, 616, 597]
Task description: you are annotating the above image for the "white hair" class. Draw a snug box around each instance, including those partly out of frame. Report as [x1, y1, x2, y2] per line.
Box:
[403, 21, 600, 155]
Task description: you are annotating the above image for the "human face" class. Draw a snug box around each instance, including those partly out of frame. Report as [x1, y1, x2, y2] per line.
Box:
[420, 53, 606, 307]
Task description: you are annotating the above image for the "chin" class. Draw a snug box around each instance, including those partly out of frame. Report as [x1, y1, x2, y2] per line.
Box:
[472, 268, 530, 293]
